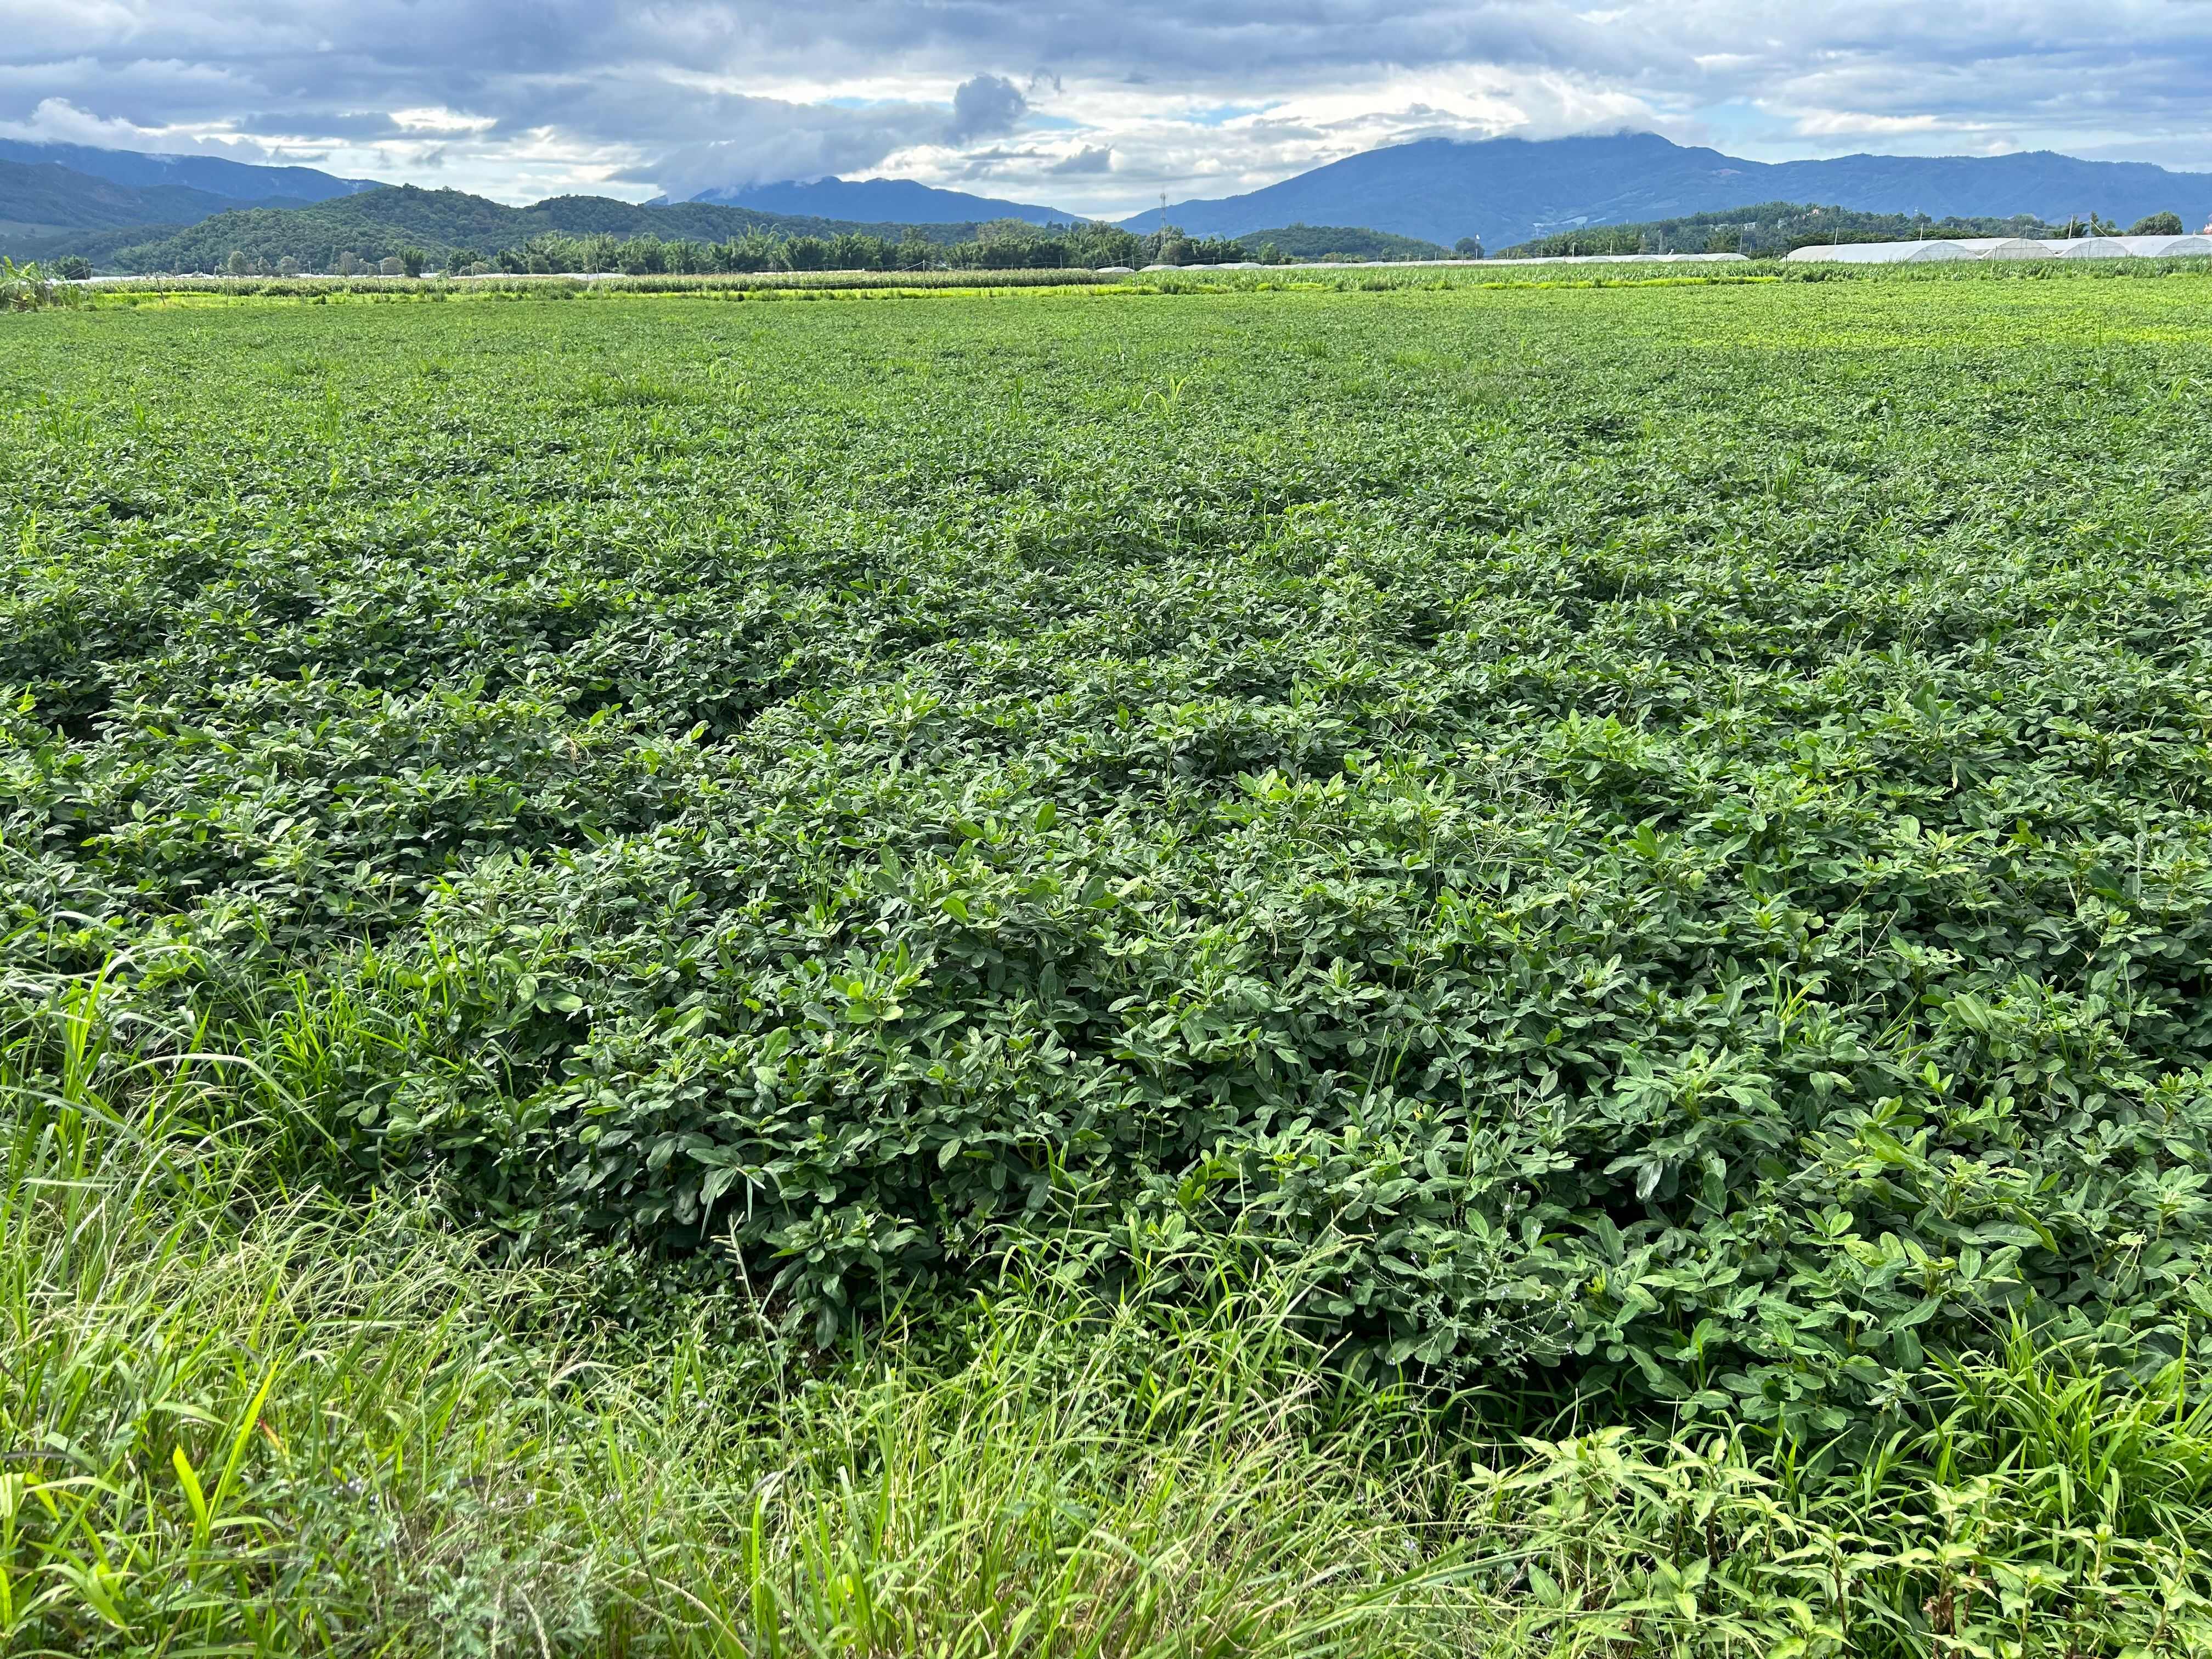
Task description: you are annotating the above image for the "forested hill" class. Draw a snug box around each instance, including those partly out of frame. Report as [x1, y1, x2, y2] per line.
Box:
[0, 159, 295, 233]
[0, 138, 377, 202]
[1240, 223, 1452, 260]
[1145, 131, 2212, 248]
[1493, 200, 2083, 259]
[106, 184, 1048, 272]
[0, 156, 349, 264]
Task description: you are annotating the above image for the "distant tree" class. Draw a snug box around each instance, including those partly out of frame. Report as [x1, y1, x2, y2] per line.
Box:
[783, 236, 831, 272]
[1145, 223, 1190, 265]
[52, 255, 92, 281]
[224, 251, 250, 276]
[1255, 241, 1285, 264]
[616, 235, 666, 275]
[1184, 235, 1249, 264]
[399, 247, 427, 277]
[1453, 237, 1483, 258]
[718, 229, 781, 272]
[2129, 211, 2185, 235]
[828, 230, 887, 270]
[277, 256, 301, 278]
[1065, 222, 1142, 269]
[379, 256, 405, 276]
[1705, 226, 1742, 253]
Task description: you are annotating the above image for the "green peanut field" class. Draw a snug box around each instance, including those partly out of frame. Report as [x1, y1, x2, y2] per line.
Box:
[9, 266, 2212, 1654]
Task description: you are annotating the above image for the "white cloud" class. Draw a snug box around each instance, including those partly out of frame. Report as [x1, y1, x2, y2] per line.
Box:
[388, 106, 498, 133]
[0, 94, 278, 160]
[3, 2, 2211, 208]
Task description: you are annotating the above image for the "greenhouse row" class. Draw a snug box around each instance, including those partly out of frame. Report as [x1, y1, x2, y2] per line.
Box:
[1785, 234, 2212, 263]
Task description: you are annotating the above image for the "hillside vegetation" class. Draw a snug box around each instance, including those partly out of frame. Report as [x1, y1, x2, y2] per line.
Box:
[102, 186, 1266, 275]
[0, 157, 329, 264]
[1489, 201, 2183, 259]
[1238, 222, 1454, 259]
[0, 136, 377, 202]
[9, 268, 2212, 1651]
[0, 158, 296, 233]
[105, 183, 1088, 272]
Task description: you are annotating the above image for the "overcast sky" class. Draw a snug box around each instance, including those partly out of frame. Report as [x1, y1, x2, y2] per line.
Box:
[5, 2, 2210, 210]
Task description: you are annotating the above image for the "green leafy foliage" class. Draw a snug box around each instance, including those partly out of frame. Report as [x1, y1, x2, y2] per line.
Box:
[9, 980, 2212, 1655]
[8, 273, 2212, 1439]
[0, 255, 85, 309]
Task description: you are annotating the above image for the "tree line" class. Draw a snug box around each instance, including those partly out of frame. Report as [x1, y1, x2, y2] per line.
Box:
[1499, 202, 2199, 259]
[198, 221, 1286, 279]
[476, 222, 1267, 274]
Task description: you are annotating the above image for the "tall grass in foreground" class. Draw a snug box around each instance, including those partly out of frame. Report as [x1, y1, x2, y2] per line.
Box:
[8, 968, 2212, 1655]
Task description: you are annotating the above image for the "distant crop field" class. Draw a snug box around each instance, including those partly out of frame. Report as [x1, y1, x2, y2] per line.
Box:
[21, 266, 2212, 1654]
[12, 272, 2212, 1650]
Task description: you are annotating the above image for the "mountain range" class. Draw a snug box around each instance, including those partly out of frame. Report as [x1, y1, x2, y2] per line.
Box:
[0, 139, 377, 201]
[0, 140, 383, 262]
[0, 159, 279, 232]
[686, 177, 1070, 227]
[1132, 132, 2212, 247]
[16, 130, 2212, 272]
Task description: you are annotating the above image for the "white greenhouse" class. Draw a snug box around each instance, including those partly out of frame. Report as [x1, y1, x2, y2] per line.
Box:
[1788, 234, 2212, 264]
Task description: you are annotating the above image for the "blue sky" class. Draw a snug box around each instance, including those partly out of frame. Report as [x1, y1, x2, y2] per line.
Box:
[4, 2, 2209, 209]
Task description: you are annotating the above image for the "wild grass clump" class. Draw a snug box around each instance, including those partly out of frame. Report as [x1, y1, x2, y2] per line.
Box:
[0, 966, 1449, 1655]
[9, 969, 2212, 1655]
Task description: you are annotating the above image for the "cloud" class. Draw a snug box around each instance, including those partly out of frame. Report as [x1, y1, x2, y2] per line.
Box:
[948, 74, 1025, 143]
[3, 2, 2211, 210]
[636, 96, 950, 195]
[0, 94, 280, 160]
[1048, 144, 1114, 175]
[625, 75, 1028, 196]
[1791, 110, 1953, 138]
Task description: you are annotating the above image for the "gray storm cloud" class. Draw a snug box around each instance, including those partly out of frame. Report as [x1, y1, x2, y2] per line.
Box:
[636, 74, 1029, 196]
[6, 2, 2212, 202]
[947, 75, 1025, 143]
[1049, 145, 1114, 176]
